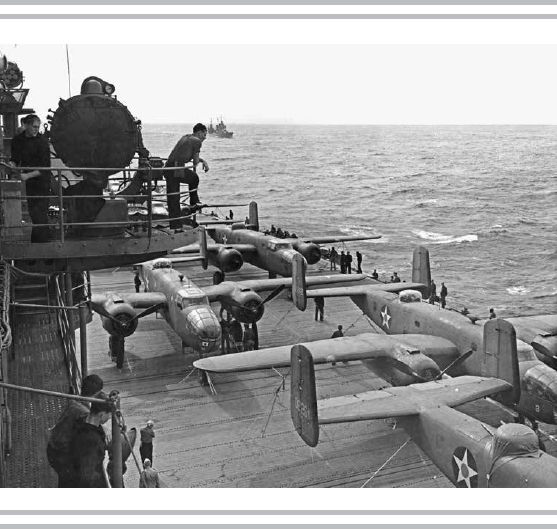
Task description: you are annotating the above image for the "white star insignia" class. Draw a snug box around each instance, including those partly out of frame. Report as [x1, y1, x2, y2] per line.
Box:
[453, 448, 477, 488]
[381, 306, 391, 329]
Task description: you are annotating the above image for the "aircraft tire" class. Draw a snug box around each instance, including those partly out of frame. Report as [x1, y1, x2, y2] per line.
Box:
[113, 336, 125, 369]
[199, 370, 209, 386]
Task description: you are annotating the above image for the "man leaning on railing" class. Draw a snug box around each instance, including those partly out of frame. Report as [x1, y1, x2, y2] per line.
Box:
[8, 114, 52, 242]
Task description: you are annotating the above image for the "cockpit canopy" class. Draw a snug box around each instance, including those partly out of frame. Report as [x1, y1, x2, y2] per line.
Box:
[268, 240, 292, 251]
[176, 294, 209, 310]
[399, 290, 422, 303]
[152, 258, 173, 269]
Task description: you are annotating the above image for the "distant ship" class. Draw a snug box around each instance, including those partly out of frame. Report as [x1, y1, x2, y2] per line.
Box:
[208, 116, 233, 138]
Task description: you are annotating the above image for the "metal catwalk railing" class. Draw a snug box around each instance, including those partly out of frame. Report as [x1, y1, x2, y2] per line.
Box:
[0, 261, 12, 486]
[0, 164, 197, 243]
[53, 274, 82, 395]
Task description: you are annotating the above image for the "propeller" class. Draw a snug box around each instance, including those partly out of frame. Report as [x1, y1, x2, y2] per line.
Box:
[435, 349, 474, 379]
[222, 285, 286, 322]
[89, 301, 164, 335]
[387, 357, 434, 383]
[128, 302, 165, 325]
[259, 285, 286, 306]
[90, 301, 122, 326]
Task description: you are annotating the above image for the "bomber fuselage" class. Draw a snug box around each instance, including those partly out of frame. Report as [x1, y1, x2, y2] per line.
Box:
[401, 405, 557, 487]
[139, 260, 221, 355]
[209, 226, 301, 276]
[352, 289, 557, 424]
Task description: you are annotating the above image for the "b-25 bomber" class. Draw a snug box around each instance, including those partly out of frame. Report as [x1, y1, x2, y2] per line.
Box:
[91, 253, 367, 371]
[195, 246, 557, 426]
[173, 201, 380, 280]
[290, 320, 557, 488]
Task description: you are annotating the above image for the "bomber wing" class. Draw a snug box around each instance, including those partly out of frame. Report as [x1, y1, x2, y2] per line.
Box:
[506, 314, 557, 361]
[295, 235, 381, 244]
[193, 332, 458, 372]
[200, 274, 369, 302]
[236, 273, 369, 292]
[317, 376, 511, 423]
[170, 243, 257, 256]
[306, 282, 428, 299]
[91, 292, 167, 309]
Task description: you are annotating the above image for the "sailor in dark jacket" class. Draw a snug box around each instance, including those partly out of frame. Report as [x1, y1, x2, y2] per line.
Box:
[47, 375, 104, 487]
[70, 392, 112, 488]
[10, 114, 52, 242]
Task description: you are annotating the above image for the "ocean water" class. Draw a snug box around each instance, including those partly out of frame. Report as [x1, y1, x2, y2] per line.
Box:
[141, 124, 557, 317]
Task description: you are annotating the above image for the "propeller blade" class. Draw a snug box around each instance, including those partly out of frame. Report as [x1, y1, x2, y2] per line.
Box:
[90, 301, 120, 323]
[129, 302, 165, 323]
[260, 285, 286, 305]
[89, 301, 125, 332]
[387, 358, 429, 383]
[437, 349, 474, 379]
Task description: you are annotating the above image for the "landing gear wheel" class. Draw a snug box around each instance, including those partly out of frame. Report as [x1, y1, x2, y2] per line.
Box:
[213, 270, 224, 285]
[110, 335, 125, 369]
[199, 369, 209, 386]
[116, 344, 125, 369]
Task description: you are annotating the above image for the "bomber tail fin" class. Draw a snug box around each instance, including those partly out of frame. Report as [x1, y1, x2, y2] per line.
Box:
[292, 253, 307, 311]
[412, 246, 431, 299]
[247, 201, 259, 231]
[481, 318, 521, 406]
[290, 344, 319, 447]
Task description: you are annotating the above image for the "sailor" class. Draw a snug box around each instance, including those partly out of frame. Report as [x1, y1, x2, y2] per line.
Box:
[440, 282, 448, 309]
[10, 114, 52, 242]
[345, 251, 353, 274]
[69, 391, 113, 488]
[489, 308, 497, 319]
[139, 459, 160, 488]
[283, 230, 290, 238]
[163, 123, 209, 230]
[393, 272, 401, 283]
[220, 316, 232, 354]
[371, 269, 379, 280]
[270, 225, 277, 235]
[329, 247, 338, 271]
[356, 251, 363, 274]
[139, 420, 156, 465]
[134, 272, 142, 293]
[47, 374, 104, 487]
[229, 209, 234, 220]
[229, 319, 244, 352]
[242, 324, 256, 351]
[314, 296, 325, 322]
[429, 279, 437, 304]
[340, 251, 346, 274]
[331, 325, 344, 339]
[276, 227, 284, 238]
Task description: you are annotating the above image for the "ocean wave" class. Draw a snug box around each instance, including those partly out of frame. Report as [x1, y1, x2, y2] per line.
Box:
[340, 226, 385, 241]
[506, 286, 531, 295]
[414, 199, 439, 208]
[412, 229, 478, 244]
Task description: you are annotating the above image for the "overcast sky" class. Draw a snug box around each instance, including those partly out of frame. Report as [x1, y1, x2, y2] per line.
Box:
[4, 19, 557, 124]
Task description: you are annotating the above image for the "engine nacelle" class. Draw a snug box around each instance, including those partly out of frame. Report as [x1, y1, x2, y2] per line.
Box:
[291, 241, 322, 265]
[101, 302, 138, 337]
[225, 290, 264, 323]
[214, 247, 244, 273]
